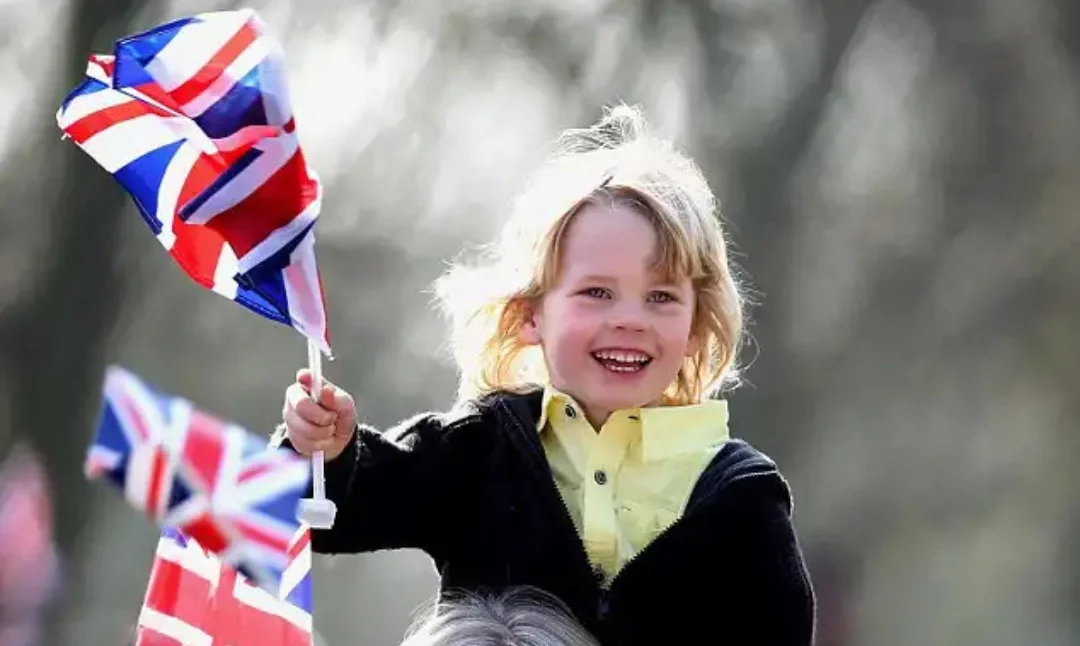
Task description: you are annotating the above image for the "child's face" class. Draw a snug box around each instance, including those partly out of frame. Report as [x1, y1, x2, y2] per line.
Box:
[522, 202, 696, 427]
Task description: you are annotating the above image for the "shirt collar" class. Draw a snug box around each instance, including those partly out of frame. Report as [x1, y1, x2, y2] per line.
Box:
[537, 385, 729, 462]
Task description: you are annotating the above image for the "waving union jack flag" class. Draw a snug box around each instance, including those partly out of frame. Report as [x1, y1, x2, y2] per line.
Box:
[136, 525, 313, 646]
[87, 366, 310, 593]
[55, 9, 330, 354]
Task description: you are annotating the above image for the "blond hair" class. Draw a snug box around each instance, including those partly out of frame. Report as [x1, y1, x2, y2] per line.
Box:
[400, 587, 600, 646]
[434, 104, 743, 405]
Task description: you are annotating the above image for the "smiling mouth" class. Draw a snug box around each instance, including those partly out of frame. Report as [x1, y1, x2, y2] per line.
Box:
[591, 350, 653, 373]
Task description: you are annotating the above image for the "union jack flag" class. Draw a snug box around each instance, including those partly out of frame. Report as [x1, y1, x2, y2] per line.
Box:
[135, 525, 313, 646]
[55, 9, 330, 354]
[86, 365, 310, 593]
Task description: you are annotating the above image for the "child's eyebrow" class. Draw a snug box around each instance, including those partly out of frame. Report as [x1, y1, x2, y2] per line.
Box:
[575, 274, 618, 285]
[574, 273, 686, 289]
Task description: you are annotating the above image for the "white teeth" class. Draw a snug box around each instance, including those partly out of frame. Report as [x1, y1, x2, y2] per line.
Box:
[593, 350, 651, 364]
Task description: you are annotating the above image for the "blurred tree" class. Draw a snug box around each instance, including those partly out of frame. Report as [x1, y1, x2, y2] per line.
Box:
[688, 0, 875, 460]
[0, 0, 147, 641]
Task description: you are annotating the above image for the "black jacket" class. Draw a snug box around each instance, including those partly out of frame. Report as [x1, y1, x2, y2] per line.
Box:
[275, 388, 815, 645]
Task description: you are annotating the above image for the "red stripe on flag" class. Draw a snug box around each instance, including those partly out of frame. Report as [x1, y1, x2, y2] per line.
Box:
[237, 461, 273, 483]
[135, 628, 184, 645]
[166, 153, 246, 289]
[131, 82, 186, 115]
[182, 409, 227, 493]
[168, 223, 228, 289]
[203, 150, 317, 258]
[147, 447, 170, 519]
[119, 395, 153, 442]
[286, 530, 309, 561]
[232, 516, 291, 555]
[89, 54, 115, 78]
[64, 99, 173, 144]
[180, 511, 231, 555]
[169, 23, 260, 108]
[179, 155, 226, 212]
[140, 553, 309, 645]
[169, 154, 230, 289]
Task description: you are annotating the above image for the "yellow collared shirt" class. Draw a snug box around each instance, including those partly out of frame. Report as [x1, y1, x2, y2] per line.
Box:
[538, 386, 730, 586]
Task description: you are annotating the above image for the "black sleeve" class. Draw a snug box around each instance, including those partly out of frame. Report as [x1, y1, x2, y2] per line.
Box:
[269, 407, 485, 559]
[698, 478, 816, 646]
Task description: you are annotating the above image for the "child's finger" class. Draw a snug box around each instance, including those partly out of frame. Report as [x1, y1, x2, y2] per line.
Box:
[285, 383, 314, 412]
[295, 398, 337, 426]
[333, 389, 354, 415]
[294, 370, 340, 408]
[285, 412, 335, 444]
[292, 373, 313, 398]
[286, 382, 335, 420]
[318, 384, 336, 409]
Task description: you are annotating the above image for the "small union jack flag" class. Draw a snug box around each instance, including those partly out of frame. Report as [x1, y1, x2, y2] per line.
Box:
[55, 9, 330, 355]
[87, 365, 310, 593]
[136, 524, 313, 646]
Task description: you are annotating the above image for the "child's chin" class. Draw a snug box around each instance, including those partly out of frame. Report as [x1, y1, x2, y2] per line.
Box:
[583, 388, 656, 413]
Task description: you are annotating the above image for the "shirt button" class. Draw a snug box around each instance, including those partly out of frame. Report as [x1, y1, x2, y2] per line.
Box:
[593, 469, 607, 485]
[564, 404, 576, 418]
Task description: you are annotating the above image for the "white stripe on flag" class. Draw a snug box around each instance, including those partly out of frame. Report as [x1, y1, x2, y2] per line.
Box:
[57, 89, 132, 128]
[79, 114, 186, 173]
[282, 229, 329, 353]
[180, 132, 299, 226]
[181, 35, 270, 118]
[155, 143, 201, 250]
[230, 455, 310, 512]
[212, 125, 283, 153]
[211, 244, 241, 299]
[85, 57, 114, 85]
[279, 530, 310, 601]
[257, 41, 293, 126]
[155, 534, 221, 584]
[231, 576, 312, 630]
[144, 12, 250, 92]
[137, 606, 213, 646]
[123, 443, 177, 521]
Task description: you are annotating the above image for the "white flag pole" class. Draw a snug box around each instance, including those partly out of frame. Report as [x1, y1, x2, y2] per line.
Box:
[297, 338, 337, 529]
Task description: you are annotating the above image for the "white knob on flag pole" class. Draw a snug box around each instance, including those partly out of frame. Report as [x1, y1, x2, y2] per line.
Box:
[297, 338, 337, 529]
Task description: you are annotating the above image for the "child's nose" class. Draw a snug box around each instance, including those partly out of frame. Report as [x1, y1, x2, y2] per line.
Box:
[608, 304, 648, 331]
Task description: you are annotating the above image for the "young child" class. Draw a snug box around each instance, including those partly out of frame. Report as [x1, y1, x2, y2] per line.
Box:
[275, 105, 815, 645]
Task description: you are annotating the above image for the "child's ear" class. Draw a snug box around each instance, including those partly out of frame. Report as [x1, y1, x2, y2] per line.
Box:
[517, 298, 542, 346]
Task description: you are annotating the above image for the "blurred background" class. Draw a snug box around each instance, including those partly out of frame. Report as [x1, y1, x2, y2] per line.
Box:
[1, 0, 1078, 644]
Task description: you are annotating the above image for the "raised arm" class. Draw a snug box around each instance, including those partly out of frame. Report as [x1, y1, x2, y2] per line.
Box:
[273, 370, 486, 559]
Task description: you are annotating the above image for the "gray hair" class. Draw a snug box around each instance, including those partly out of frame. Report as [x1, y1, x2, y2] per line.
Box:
[400, 587, 600, 646]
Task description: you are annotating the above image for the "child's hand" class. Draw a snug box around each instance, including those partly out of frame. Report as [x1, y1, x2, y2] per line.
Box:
[282, 369, 357, 460]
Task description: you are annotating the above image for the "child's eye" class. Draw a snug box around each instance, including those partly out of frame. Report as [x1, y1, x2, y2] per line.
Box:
[579, 287, 611, 299]
[647, 291, 677, 303]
